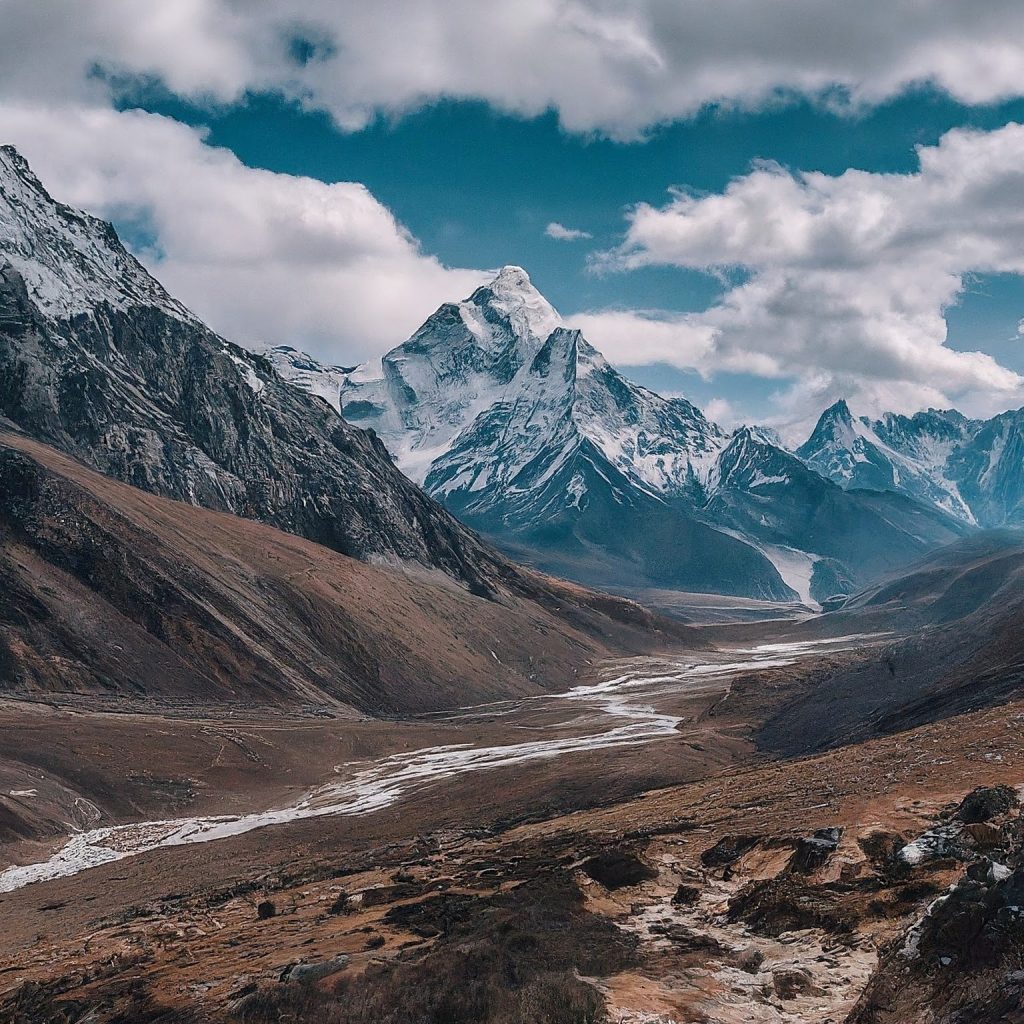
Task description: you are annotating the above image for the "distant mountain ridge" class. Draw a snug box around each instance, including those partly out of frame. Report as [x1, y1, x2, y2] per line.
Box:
[268, 268, 965, 605]
[798, 399, 1024, 529]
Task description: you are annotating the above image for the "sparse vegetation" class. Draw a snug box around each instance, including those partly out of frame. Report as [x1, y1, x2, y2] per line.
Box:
[232, 873, 632, 1024]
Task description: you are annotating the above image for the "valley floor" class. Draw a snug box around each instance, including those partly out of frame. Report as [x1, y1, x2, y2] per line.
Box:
[1, 630, 1022, 1023]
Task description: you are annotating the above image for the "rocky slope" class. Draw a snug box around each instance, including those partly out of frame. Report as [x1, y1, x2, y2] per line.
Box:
[0, 145, 522, 599]
[0, 428, 691, 715]
[798, 398, 1024, 529]
[5, 647, 1024, 1024]
[270, 271, 966, 605]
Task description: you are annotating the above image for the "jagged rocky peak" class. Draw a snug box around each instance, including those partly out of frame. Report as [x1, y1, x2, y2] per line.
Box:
[799, 398, 879, 474]
[823, 397, 852, 420]
[328, 266, 569, 483]
[712, 425, 794, 491]
[287, 267, 731, 500]
[734, 424, 785, 448]
[806, 397, 855, 441]
[398, 263, 561, 374]
[0, 144, 191, 322]
[795, 399, 990, 525]
[467, 264, 561, 350]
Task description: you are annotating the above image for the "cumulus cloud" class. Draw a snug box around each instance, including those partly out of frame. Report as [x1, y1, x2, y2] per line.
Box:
[703, 398, 738, 429]
[567, 308, 717, 369]
[589, 123, 1024, 423]
[545, 222, 592, 242]
[0, 104, 486, 361]
[3, 2, 1024, 138]
[2, 3, 1024, 423]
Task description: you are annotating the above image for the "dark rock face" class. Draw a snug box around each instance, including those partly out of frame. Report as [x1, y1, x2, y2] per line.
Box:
[956, 786, 1020, 825]
[789, 827, 843, 874]
[726, 876, 856, 936]
[699, 835, 762, 869]
[580, 850, 658, 890]
[671, 884, 701, 906]
[849, 798, 1024, 1023]
[0, 153, 515, 598]
[772, 967, 821, 1000]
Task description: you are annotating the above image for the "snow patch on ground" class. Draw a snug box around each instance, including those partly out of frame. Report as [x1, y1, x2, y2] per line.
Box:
[757, 544, 821, 609]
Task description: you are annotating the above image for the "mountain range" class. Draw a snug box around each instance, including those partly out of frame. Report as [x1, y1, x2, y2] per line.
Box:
[1, 143, 1016, 613]
[0, 145, 693, 711]
[268, 268, 974, 605]
[798, 398, 1024, 529]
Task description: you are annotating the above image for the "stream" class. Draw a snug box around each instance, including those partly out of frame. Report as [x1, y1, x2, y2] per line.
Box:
[0, 636, 873, 893]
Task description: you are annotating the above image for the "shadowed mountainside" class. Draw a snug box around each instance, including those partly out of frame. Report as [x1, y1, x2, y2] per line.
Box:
[756, 530, 1024, 755]
[0, 428, 693, 716]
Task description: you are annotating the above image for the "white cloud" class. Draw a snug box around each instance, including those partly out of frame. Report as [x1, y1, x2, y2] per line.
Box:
[0, 104, 486, 362]
[567, 308, 717, 370]
[2, 4, 1024, 424]
[2, 2, 1024, 138]
[703, 397, 738, 429]
[545, 222, 592, 242]
[590, 123, 1024, 425]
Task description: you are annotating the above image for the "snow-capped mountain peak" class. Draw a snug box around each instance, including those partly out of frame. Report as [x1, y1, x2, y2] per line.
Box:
[471, 264, 562, 348]
[796, 400, 981, 524]
[0, 145, 192, 323]
[269, 268, 968, 605]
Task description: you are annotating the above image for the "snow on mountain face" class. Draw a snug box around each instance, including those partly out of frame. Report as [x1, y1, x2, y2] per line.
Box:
[267, 307, 795, 601]
[297, 266, 556, 485]
[425, 327, 586, 515]
[947, 408, 1024, 527]
[796, 400, 1024, 528]
[330, 266, 728, 499]
[0, 146, 192, 323]
[571, 337, 727, 499]
[261, 345, 354, 412]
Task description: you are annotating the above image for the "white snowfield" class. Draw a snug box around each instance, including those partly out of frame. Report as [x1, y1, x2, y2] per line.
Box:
[0, 637, 876, 894]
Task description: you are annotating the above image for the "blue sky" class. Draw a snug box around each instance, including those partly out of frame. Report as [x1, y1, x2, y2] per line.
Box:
[130, 88, 1024, 424]
[3, 2, 1024, 434]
